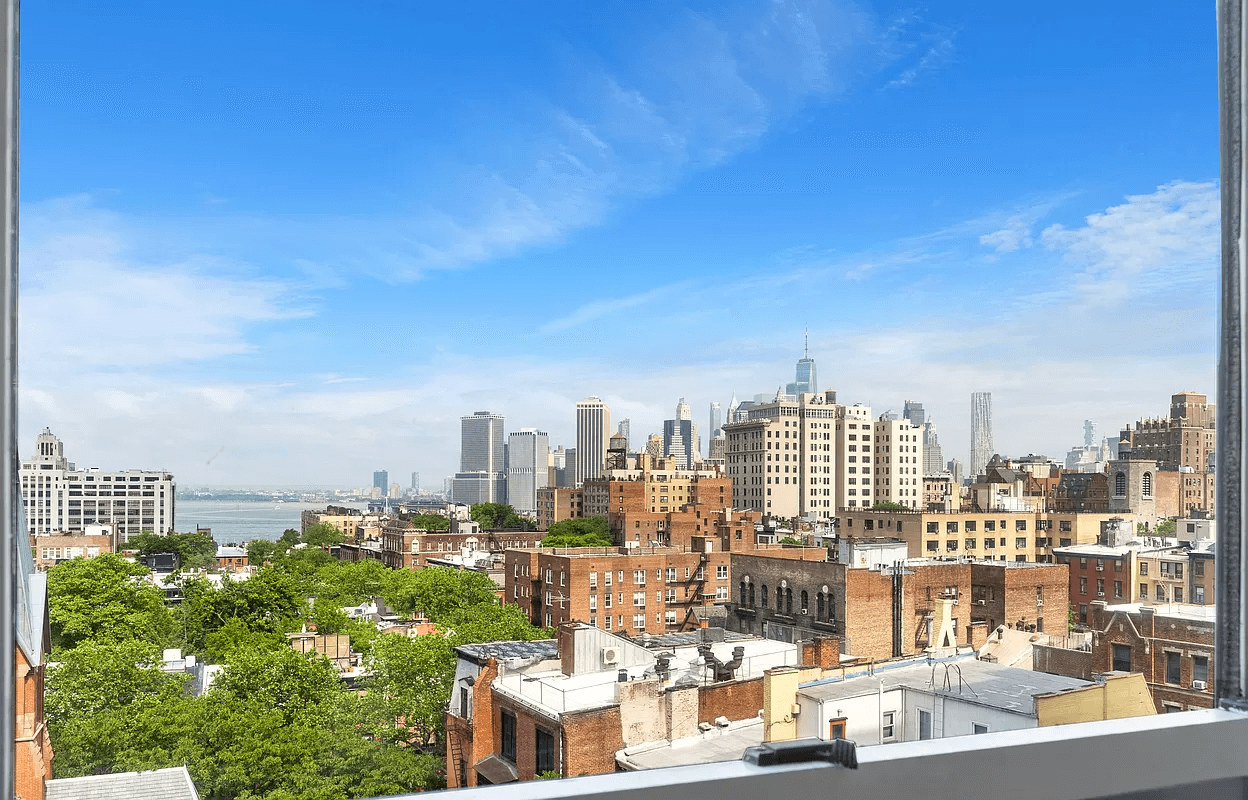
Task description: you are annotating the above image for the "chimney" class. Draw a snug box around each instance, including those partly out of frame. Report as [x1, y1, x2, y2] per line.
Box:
[814, 636, 841, 669]
[762, 667, 801, 743]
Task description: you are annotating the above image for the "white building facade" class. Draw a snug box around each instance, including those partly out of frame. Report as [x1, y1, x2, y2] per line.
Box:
[506, 429, 550, 515]
[575, 396, 610, 486]
[21, 428, 175, 541]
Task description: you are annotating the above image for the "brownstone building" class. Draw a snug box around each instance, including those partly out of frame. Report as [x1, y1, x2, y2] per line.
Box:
[727, 552, 1067, 660]
[30, 528, 115, 571]
[504, 545, 732, 635]
[1035, 600, 1214, 714]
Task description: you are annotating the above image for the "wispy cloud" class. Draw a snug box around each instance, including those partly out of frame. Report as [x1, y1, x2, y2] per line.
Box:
[884, 27, 958, 89]
[539, 282, 693, 334]
[979, 217, 1034, 254]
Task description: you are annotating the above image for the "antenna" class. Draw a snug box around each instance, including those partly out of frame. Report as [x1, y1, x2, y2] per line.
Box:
[804, 326, 809, 359]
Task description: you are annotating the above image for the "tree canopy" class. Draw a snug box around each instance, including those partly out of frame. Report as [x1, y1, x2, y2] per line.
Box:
[871, 501, 911, 511]
[470, 502, 532, 530]
[301, 522, 346, 548]
[405, 513, 450, 531]
[541, 515, 613, 547]
[128, 531, 218, 570]
[47, 554, 173, 651]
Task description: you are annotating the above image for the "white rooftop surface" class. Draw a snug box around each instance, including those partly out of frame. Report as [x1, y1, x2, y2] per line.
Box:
[1102, 602, 1218, 621]
[618, 717, 764, 770]
[493, 637, 797, 716]
[798, 656, 1091, 715]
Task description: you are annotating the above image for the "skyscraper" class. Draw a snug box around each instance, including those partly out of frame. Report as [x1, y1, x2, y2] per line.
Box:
[664, 398, 700, 469]
[708, 402, 722, 456]
[373, 470, 388, 494]
[411, 471, 420, 493]
[453, 410, 507, 504]
[506, 429, 549, 514]
[786, 328, 818, 397]
[902, 401, 926, 427]
[575, 396, 610, 485]
[922, 424, 945, 475]
[970, 392, 994, 479]
[617, 419, 631, 451]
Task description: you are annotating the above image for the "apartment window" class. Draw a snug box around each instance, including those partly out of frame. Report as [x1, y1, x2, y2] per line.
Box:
[917, 710, 932, 741]
[965, 521, 977, 532]
[927, 522, 938, 534]
[501, 711, 517, 762]
[604, 593, 612, 609]
[946, 540, 958, 552]
[1195, 560, 1205, 577]
[984, 520, 996, 531]
[1114, 580, 1123, 598]
[667, 568, 676, 582]
[1079, 604, 1088, 623]
[1175, 587, 1184, 602]
[1112, 644, 1131, 673]
[926, 540, 938, 552]
[1114, 559, 1123, 572]
[1079, 558, 1088, 568]
[965, 538, 976, 550]
[1194, 656, 1209, 685]
[984, 537, 995, 549]
[589, 595, 597, 611]
[1140, 563, 1149, 576]
[1015, 537, 1026, 549]
[633, 592, 645, 607]
[830, 718, 847, 740]
[589, 572, 597, 588]
[633, 613, 646, 630]
[716, 565, 728, 579]
[973, 723, 990, 735]
[633, 570, 646, 585]
[1079, 577, 1087, 595]
[1140, 583, 1149, 599]
[1015, 519, 1027, 531]
[716, 585, 729, 601]
[1166, 652, 1181, 685]
[1175, 563, 1184, 579]
[535, 728, 556, 775]
[946, 521, 959, 533]
[882, 711, 896, 741]
[1196, 586, 1206, 603]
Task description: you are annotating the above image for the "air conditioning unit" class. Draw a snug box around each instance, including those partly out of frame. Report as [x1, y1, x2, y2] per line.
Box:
[601, 647, 620, 665]
[1193, 680, 1208, 691]
[976, 599, 986, 606]
[1036, 600, 1044, 607]
[1097, 592, 1105, 597]
[800, 608, 809, 615]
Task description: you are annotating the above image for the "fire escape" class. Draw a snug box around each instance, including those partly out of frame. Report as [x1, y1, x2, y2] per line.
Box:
[676, 551, 711, 630]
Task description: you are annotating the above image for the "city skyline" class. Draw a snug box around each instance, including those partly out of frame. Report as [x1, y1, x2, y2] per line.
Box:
[17, 2, 1216, 486]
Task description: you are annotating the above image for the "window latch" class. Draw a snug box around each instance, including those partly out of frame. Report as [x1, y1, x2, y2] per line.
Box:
[742, 738, 857, 769]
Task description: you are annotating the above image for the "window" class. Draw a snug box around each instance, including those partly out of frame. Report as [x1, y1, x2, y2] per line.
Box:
[973, 723, 989, 735]
[800, 590, 809, 612]
[1114, 580, 1123, 598]
[1079, 577, 1087, 595]
[1140, 562, 1149, 576]
[633, 570, 646, 585]
[1015, 537, 1026, 549]
[535, 728, 556, 774]
[1195, 560, 1205, 577]
[501, 711, 517, 762]
[589, 572, 597, 588]
[716, 565, 728, 579]
[1114, 472, 1127, 496]
[633, 591, 645, 607]
[918, 709, 932, 740]
[965, 521, 977, 532]
[1196, 586, 1206, 603]
[882, 711, 895, 741]
[1140, 583, 1149, 599]
[965, 538, 976, 550]
[716, 585, 729, 600]
[633, 613, 646, 629]
[1112, 644, 1131, 673]
[830, 718, 847, 740]
[927, 522, 938, 534]
[1166, 652, 1181, 685]
[1175, 587, 1184, 602]
[1194, 656, 1209, 685]
[1016, 519, 1027, 531]
[1142, 472, 1153, 497]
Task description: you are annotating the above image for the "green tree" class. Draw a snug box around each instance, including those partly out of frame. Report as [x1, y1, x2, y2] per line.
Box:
[541, 516, 612, 547]
[246, 539, 282, 566]
[470, 502, 531, 530]
[201, 617, 285, 664]
[777, 536, 803, 546]
[1155, 519, 1177, 536]
[45, 639, 185, 725]
[406, 513, 451, 531]
[128, 531, 218, 570]
[47, 554, 173, 651]
[386, 567, 499, 622]
[301, 522, 345, 548]
[361, 632, 456, 748]
[214, 646, 342, 724]
[872, 501, 910, 511]
[279, 528, 301, 547]
[444, 602, 553, 648]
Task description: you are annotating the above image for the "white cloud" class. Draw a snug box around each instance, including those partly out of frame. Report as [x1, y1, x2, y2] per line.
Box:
[979, 218, 1034, 254]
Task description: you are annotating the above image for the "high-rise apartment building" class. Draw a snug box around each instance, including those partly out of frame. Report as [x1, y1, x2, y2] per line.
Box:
[373, 470, 388, 494]
[663, 398, 700, 470]
[575, 397, 610, 486]
[21, 428, 175, 541]
[723, 390, 872, 519]
[970, 392, 994, 479]
[786, 330, 818, 397]
[873, 416, 925, 509]
[411, 471, 420, 493]
[616, 419, 631, 451]
[506, 429, 550, 515]
[453, 410, 507, 504]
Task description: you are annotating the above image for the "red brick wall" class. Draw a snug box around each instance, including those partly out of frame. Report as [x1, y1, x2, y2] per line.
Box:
[561, 706, 624, 777]
[698, 678, 764, 725]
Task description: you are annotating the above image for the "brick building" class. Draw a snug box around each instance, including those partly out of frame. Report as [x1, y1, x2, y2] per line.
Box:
[535, 487, 583, 531]
[726, 552, 1067, 660]
[444, 624, 802, 787]
[30, 525, 115, 571]
[1117, 391, 1216, 514]
[839, 508, 1142, 565]
[1035, 600, 1215, 714]
[504, 545, 732, 634]
[16, 542, 51, 800]
[381, 522, 540, 570]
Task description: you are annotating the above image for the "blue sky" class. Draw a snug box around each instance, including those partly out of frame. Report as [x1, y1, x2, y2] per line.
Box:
[20, 1, 1218, 487]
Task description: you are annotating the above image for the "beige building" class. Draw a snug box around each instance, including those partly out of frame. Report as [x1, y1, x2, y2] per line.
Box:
[582, 454, 725, 518]
[923, 474, 954, 511]
[872, 416, 925, 510]
[1119, 392, 1216, 514]
[723, 390, 873, 521]
[535, 487, 584, 530]
[840, 508, 1141, 564]
[30, 524, 116, 571]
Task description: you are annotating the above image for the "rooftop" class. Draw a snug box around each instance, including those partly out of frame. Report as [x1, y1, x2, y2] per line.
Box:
[46, 767, 200, 800]
[1101, 602, 1218, 622]
[617, 717, 764, 771]
[798, 655, 1091, 716]
[456, 639, 559, 665]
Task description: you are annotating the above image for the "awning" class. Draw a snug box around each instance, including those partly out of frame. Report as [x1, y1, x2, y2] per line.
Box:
[474, 754, 520, 784]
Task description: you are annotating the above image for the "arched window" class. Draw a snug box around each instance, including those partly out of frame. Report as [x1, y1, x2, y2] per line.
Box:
[761, 585, 768, 607]
[828, 593, 837, 619]
[785, 588, 793, 614]
[800, 590, 809, 612]
[1142, 472, 1153, 497]
[776, 586, 784, 611]
[1115, 471, 1127, 497]
[748, 583, 755, 607]
[739, 581, 747, 605]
